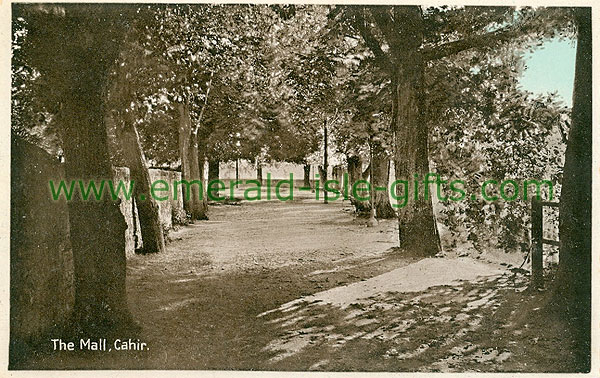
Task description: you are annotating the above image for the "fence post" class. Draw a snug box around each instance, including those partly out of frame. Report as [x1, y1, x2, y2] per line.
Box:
[531, 197, 543, 288]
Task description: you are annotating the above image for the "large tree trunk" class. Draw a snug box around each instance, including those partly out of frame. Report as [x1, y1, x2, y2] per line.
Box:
[347, 155, 362, 187]
[40, 8, 135, 335]
[63, 103, 133, 334]
[18, 5, 139, 339]
[63, 102, 133, 335]
[392, 6, 440, 255]
[106, 39, 166, 255]
[119, 121, 165, 255]
[178, 102, 204, 220]
[303, 164, 311, 188]
[550, 8, 591, 371]
[208, 159, 220, 183]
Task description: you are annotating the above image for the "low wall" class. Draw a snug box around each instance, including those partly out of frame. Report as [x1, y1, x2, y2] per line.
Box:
[112, 167, 142, 257]
[10, 136, 183, 364]
[220, 160, 314, 180]
[114, 168, 185, 255]
[148, 168, 184, 230]
[10, 136, 74, 363]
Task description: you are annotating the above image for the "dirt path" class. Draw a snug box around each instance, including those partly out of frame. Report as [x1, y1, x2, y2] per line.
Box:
[23, 196, 580, 371]
[154, 197, 401, 274]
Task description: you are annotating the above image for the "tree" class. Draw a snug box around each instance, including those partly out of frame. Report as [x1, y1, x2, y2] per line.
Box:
[107, 26, 166, 254]
[246, 6, 329, 173]
[11, 14, 64, 158]
[427, 43, 568, 253]
[331, 5, 570, 255]
[549, 7, 591, 371]
[147, 4, 223, 220]
[147, 5, 278, 213]
[340, 62, 396, 218]
[16, 4, 137, 334]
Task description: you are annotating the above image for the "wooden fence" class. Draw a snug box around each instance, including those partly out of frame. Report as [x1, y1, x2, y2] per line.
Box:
[530, 198, 560, 288]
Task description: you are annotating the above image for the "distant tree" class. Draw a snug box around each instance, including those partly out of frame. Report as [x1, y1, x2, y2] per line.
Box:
[248, 6, 332, 172]
[340, 61, 396, 218]
[147, 4, 277, 202]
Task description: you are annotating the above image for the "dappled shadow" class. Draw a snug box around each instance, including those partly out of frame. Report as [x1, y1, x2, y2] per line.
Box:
[15, 198, 578, 372]
[259, 270, 544, 371]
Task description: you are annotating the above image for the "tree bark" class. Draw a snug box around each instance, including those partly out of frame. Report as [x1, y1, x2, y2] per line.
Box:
[372, 145, 396, 219]
[347, 155, 362, 188]
[392, 6, 441, 255]
[318, 165, 326, 182]
[196, 137, 209, 219]
[235, 159, 239, 188]
[257, 160, 263, 184]
[32, 7, 136, 334]
[106, 37, 166, 255]
[208, 159, 220, 183]
[550, 8, 591, 371]
[303, 164, 311, 188]
[178, 102, 204, 221]
[347, 155, 362, 206]
[349, 156, 371, 214]
[361, 162, 371, 180]
[323, 119, 328, 203]
[119, 123, 166, 254]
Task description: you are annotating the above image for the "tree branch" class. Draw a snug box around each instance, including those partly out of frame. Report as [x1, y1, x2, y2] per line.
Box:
[329, 107, 340, 125]
[370, 7, 402, 52]
[351, 8, 393, 73]
[193, 71, 214, 135]
[421, 26, 522, 62]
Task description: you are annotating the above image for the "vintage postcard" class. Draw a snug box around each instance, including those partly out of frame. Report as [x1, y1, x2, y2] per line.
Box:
[3, 1, 597, 376]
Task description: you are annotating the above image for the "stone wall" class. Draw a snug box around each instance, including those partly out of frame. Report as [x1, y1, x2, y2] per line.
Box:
[10, 136, 74, 364]
[148, 168, 184, 230]
[219, 160, 342, 180]
[112, 166, 142, 257]
[114, 168, 185, 255]
[10, 136, 184, 365]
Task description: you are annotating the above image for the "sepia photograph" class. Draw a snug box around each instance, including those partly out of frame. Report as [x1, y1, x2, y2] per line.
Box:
[8, 2, 594, 374]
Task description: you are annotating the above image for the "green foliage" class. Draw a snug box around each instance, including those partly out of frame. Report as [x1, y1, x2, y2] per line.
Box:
[12, 4, 575, 257]
[254, 6, 339, 164]
[428, 47, 569, 252]
[12, 12, 60, 156]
